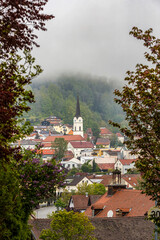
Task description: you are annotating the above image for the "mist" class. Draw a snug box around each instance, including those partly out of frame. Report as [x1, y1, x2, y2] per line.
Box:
[33, 0, 160, 82]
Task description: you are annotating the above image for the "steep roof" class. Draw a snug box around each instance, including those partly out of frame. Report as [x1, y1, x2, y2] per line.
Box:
[122, 174, 141, 188]
[85, 189, 154, 218]
[70, 195, 89, 210]
[119, 159, 137, 165]
[75, 95, 81, 118]
[66, 176, 89, 186]
[70, 141, 94, 148]
[100, 127, 112, 135]
[97, 163, 115, 171]
[69, 195, 102, 211]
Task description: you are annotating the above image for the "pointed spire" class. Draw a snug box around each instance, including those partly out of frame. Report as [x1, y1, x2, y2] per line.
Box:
[75, 95, 81, 118]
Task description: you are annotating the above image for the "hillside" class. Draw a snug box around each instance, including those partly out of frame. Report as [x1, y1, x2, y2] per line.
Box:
[25, 74, 126, 132]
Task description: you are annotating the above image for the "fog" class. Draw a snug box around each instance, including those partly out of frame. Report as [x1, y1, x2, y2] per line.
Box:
[33, 0, 160, 81]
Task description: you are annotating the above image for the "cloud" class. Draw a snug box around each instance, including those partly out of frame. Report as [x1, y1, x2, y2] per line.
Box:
[33, 0, 160, 81]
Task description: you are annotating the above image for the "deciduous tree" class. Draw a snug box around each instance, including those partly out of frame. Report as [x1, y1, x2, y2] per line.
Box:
[109, 27, 160, 205]
[0, 1, 54, 238]
[40, 210, 97, 240]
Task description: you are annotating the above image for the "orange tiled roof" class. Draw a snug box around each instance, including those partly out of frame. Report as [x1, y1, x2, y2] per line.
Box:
[70, 195, 89, 210]
[119, 159, 137, 165]
[100, 127, 113, 135]
[43, 135, 84, 143]
[85, 189, 154, 218]
[98, 163, 114, 170]
[42, 149, 55, 155]
[122, 174, 141, 188]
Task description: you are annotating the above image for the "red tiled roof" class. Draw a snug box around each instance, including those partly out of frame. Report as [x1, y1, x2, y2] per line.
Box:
[119, 159, 137, 165]
[97, 163, 114, 170]
[43, 135, 84, 143]
[122, 174, 141, 188]
[70, 141, 94, 148]
[85, 189, 154, 218]
[100, 128, 112, 135]
[70, 195, 89, 210]
[42, 149, 55, 155]
[96, 138, 110, 145]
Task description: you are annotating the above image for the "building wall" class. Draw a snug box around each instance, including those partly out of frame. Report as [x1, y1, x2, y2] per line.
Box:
[73, 116, 84, 137]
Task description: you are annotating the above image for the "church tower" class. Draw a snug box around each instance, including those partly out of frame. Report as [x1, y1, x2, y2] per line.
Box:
[73, 96, 84, 137]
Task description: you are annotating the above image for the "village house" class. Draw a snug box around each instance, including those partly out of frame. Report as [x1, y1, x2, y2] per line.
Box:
[116, 132, 124, 143]
[67, 141, 94, 158]
[61, 157, 82, 170]
[122, 174, 141, 189]
[99, 127, 113, 138]
[96, 138, 110, 148]
[41, 149, 55, 162]
[85, 187, 154, 218]
[114, 159, 137, 174]
[68, 194, 101, 212]
[119, 146, 138, 159]
[56, 175, 93, 196]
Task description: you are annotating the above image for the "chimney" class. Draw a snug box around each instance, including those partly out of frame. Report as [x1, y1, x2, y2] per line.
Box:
[108, 168, 126, 196]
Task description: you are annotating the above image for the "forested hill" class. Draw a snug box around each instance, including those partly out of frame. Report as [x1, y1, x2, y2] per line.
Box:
[25, 74, 126, 132]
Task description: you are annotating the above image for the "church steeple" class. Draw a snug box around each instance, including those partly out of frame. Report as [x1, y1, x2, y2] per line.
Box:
[73, 96, 83, 137]
[75, 95, 81, 118]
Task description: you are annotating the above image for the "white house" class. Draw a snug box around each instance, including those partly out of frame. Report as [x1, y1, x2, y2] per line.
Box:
[68, 141, 94, 158]
[114, 159, 137, 174]
[61, 158, 82, 170]
[56, 176, 93, 196]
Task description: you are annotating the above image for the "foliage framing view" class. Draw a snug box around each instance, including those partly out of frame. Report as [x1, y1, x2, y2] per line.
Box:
[110, 27, 160, 224]
[0, 1, 66, 239]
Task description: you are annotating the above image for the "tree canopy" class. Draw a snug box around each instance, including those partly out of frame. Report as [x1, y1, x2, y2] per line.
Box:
[0, 1, 55, 239]
[110, 27, 160, 215]
[40, 210, 96, 240]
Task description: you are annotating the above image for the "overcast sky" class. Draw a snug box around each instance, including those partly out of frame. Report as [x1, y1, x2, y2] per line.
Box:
[33, 0, 160, 81]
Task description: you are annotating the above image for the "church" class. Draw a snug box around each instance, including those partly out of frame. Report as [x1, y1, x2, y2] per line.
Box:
[73, 96, 84, 137]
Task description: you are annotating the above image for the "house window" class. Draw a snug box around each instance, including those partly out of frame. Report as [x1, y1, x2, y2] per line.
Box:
[68, 164, 70, 168]
[72, 164, 75, 168]
[75, 127, 76, 131]
[79, 126, 81, 131]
